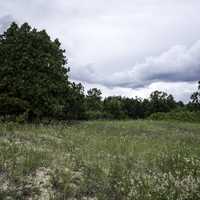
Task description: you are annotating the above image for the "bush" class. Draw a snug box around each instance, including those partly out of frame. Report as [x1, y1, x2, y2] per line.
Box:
[149, 110, 200, 123]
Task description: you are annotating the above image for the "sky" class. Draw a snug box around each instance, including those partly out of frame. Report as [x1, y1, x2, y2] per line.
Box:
[0, 0, 200, 102]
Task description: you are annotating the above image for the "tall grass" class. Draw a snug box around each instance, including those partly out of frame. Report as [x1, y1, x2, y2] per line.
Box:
[0, 120, 200, 199]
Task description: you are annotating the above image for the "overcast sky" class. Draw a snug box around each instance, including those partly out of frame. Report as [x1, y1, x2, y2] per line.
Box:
[1, 0, 200, 102]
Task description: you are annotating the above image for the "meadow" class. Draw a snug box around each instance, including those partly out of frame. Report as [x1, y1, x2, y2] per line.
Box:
[1, 120, 200, 199]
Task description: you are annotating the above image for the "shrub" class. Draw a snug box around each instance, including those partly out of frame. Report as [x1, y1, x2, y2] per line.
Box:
[149, 110, 200, 123]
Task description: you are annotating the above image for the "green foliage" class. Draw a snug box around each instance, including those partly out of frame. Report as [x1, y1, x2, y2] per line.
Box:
[122, 97, 146, 119]
[149, 110, 200, 123]
[86, 88, 102, 111]
[102, 92, 178, 120]
[0, 22, 70, 120]
[64, 82, 86, 120]
[149, 90, 176, 113]
[85, 110, 103, 120]
[0, 96, 29, 116]
[103, 96, 127, 119]
[189, 81, 200, 111]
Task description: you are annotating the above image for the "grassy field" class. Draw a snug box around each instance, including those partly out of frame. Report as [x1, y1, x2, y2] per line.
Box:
[1, 120, 200, 199]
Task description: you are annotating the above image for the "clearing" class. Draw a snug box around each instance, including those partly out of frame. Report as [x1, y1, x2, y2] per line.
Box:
[1, 120, 200, 199]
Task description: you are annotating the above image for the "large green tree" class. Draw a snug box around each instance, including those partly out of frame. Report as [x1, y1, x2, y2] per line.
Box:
[0, 22, 70, 119]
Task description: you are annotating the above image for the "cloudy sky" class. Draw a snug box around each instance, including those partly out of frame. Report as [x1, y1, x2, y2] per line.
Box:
[0, 0, 200, 102]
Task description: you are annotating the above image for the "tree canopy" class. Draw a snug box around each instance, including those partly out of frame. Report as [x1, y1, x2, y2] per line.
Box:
[0, 22, 70, 119]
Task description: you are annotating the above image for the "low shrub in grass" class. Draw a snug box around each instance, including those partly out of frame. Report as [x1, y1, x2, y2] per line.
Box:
[149, 111, 200, 122]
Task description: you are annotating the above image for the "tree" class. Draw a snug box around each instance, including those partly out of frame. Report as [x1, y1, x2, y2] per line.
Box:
[142, 99, 151, 117]
[189, 81, 200, 111]
[0, 22, 70, 119]
[122, 97, 144, 119]
[149, 91, 176, 113]
[86, 88, 102, 111]
[191, 92, 200, 104]
[64, 82, 86, 120]
[103, 96, 127, 119]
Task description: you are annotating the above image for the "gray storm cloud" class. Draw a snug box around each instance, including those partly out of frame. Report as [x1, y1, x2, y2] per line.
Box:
[72, 41, 200, 88]
[0, 15, 13, 32]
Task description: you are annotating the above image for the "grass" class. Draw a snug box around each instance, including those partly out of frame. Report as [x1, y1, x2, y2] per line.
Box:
[1, 120, 200, 199]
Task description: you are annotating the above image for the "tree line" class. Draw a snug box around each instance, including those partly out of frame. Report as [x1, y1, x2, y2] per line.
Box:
[0, 22, 199, 122]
